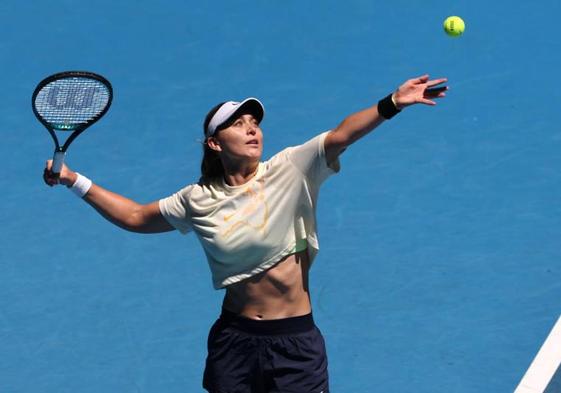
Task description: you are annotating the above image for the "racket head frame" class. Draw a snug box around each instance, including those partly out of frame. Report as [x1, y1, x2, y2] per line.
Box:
[31, 70, 113, 153]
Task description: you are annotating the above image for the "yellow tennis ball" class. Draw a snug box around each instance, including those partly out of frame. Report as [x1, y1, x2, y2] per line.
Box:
[443, 16, 465, 37]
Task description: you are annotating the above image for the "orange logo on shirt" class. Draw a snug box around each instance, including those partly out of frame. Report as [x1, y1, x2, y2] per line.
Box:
[221, 178, 269, 238]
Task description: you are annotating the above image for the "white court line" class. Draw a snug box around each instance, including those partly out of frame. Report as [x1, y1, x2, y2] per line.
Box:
[514, 316, 561, 393]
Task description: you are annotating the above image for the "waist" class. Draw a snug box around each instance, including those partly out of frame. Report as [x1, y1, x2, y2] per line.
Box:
[222, 250, 312, 319]
[219, 307, 315, 335]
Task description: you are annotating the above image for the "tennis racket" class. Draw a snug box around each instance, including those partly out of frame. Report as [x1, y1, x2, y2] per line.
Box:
[32, 71, 113, 175]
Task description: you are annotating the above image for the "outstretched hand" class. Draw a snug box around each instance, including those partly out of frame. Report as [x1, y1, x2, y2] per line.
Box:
[393, 75, 448, 109]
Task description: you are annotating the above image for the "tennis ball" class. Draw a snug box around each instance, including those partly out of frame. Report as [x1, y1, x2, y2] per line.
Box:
[443, 16, 465, 37]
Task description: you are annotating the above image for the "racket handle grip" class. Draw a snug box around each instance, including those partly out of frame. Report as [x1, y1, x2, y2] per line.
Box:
[52, 151, 66, 174]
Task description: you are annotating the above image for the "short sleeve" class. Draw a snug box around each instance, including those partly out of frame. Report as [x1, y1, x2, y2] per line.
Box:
[288, 131, 340, 185]
[158, 184, 195, 234]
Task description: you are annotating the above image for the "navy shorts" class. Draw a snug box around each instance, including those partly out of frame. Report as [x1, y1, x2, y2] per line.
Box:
[203, 309, 329, 393]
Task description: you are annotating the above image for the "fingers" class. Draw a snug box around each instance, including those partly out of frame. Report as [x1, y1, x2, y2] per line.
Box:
[427, 77, 448, 87]
[419, 98, 437, 106]
[397, 75, 449, 107]
[421, 91, 446, 105]
[409, 75, 447, 85]
[43, 168, 59, 187]
[43, 159, 60, 187]
[409, 75, 430, 85]
[419, 76, 449, 102]
[425, 86, 448, 98]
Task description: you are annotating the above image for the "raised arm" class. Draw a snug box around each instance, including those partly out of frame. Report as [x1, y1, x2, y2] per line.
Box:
[43, 162, 174, 234]
[324, 74, 447, 164]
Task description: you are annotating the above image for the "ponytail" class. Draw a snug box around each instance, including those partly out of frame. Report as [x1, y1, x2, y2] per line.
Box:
[200, 102, 226, 183]
[200, 142, 224, 182]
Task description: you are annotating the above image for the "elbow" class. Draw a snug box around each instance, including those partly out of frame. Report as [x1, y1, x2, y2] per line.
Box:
[328, 128, 351, 150]
[122, 207, 149, 233]
[324, 129, 350, 164]
[122, 203, 169, 234]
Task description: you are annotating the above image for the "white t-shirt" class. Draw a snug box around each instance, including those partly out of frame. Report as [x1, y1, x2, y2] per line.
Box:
[159, 131, 340, 289]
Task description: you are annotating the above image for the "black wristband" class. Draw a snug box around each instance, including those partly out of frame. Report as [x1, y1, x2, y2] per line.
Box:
[377, 93, 401, 120]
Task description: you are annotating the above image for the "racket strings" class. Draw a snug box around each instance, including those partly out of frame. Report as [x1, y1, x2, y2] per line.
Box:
[34, 77, 111, 129]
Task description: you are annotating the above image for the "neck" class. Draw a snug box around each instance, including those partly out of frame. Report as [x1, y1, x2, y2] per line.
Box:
[222, 161, 259, 186]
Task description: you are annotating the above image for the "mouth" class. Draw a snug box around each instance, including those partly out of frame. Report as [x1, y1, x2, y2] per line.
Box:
[246, 139, 259, 145]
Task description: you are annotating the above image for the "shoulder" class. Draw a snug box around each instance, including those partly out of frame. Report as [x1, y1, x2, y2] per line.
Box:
[267, 132, 329, 164]
[160, 182, 198, 206]
[267, 146, 295, 165]
[176, 182, 198, 198]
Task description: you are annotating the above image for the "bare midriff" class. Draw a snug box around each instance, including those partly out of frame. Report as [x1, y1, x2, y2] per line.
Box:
[222, 250, 311, 320]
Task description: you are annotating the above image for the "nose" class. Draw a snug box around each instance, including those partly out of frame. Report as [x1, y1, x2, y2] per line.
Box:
[247, 123, 257, 135]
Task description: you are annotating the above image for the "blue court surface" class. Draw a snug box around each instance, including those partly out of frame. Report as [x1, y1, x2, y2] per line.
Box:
[1, 1, 561, 392]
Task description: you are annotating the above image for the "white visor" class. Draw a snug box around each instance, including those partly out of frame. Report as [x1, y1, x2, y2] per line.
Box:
[205, 97, 264, 138]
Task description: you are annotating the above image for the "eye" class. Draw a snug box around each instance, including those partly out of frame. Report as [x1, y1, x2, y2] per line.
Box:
[233, 119, 242, 127]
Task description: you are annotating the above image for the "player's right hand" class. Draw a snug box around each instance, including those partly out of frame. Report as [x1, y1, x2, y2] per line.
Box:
[43, 160, 77, 188]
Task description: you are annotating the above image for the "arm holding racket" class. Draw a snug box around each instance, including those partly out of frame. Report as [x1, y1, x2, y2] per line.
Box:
[324, 74, 447, 164]
[43, 161, 174, 234]
[36, 71, 173, 234]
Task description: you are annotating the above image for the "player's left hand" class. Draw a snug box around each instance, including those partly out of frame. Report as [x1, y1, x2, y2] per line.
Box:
[393, 75, 448, 109]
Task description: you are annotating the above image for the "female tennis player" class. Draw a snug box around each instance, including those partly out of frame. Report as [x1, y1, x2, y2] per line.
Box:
[44, 74, 447, 393]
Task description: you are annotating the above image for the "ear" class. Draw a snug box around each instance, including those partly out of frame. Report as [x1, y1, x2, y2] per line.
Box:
[206, 137, 222, 152]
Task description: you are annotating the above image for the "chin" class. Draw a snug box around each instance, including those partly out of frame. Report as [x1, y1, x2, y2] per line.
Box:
[247, 147, 263, 158]
[249, 152, 262, 161]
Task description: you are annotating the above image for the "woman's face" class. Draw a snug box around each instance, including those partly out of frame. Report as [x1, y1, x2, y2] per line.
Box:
[210, 113, 263, 164]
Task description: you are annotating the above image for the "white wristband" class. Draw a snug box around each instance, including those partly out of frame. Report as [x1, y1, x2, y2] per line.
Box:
[70, 173, 93, 198]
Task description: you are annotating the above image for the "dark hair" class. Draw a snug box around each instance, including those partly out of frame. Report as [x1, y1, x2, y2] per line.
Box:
[200, 102, 226, 182]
